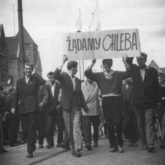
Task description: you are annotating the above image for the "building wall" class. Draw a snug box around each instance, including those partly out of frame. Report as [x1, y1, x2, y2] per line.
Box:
[8, 58, 20, 86]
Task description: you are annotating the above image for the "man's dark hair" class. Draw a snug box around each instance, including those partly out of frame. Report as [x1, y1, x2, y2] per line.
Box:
[47, 71, 54, 78]
[102, 59, 113, 66]
[67, 61, 78, 70]
[141, 52, 147, 58]
[126, 57, 133, 65]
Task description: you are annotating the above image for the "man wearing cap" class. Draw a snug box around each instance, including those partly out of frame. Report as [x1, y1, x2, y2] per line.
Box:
[85, 58, 127, 153]
[11, 63, 45, 158]
[54, 56, 89, 157]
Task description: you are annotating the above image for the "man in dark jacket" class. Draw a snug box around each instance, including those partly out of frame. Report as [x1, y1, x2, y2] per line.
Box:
[37, 84, 48, 148]
[54, 56, 89, 157]
[123, 53, 159, 153]
[11, 63, 45, 158]
[45, 72, 60, 148]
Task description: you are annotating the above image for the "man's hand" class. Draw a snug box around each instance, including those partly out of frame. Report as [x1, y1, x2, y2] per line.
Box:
[11, 108, 16, 114]
[63, 55, 68, 64]
[58, 55, 68, 70]
[88, 57, 96, 70]
[92, 58, 96, 65]
[122, 55, 131, 70]
[122, 55, 127, 64]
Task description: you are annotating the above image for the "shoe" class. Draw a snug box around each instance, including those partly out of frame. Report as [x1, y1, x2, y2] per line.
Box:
[1, 148, 7, 153]
[46, 144, 54, 149]
[142, 144, 148, 150]
[38, 144, 44, 149]
[72, 150, 82, 157]
[109, 147, 117, 152]
[85, 145, 92, 151]
[61, 144, 70, 150]
[93, 142, 98, 147]
[148, 147, 156, 153]
[117, 146, 124, 153]
[160, 144, 165, 149]
[128, 142, 137, 147]
[10, 142, 21, 147]
[160, 142, 165, 149]
[27, 152, 33, 158]
[56, 143, 62, 147]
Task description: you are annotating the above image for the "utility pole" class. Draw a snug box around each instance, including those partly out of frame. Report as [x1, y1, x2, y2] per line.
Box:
[17, 0, 25, 77]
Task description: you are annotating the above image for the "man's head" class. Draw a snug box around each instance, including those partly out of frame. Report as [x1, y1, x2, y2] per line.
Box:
[137, 52, 147, 68]
[47, 71, 55, 84]
[67, 61, 78, 76]
[24, 63, 33, 77]
[126, 57, 133, 66]
[102, 59, 113, 73]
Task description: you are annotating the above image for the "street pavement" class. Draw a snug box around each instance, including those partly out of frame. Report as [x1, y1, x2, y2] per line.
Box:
[0, 137, 165, 165]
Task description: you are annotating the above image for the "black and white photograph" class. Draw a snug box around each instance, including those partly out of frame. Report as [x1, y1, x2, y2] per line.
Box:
[0, 0, 165, 164]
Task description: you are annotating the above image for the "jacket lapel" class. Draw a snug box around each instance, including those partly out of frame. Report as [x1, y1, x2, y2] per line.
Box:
[67, 74, 74, 91]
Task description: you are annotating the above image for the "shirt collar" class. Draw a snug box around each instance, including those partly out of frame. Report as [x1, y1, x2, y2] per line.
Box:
[68, 72, 75, 79]
[104, 70, 114, 79]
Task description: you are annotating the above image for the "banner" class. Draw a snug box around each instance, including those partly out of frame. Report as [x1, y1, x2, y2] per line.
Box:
[63, 29, 141, 60]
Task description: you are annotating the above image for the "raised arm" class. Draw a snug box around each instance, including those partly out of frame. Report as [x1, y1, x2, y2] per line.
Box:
[54, 55, 68, 83]
[84, 58, 98, 81]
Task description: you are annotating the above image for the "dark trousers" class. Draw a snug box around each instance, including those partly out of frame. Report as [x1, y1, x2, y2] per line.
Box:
[102, 96, 123, 147]
[123, 101, 138, 143]
[57, 109, 64, 144]
[134, 105, 155, 147]
[45, 113, 56, 146]
[0, 119, 4, 151]
[36, 112, 46, 145]
[8, 114, 19, 145]
[20, 112, 37, 153]
[160, 107, 165, 146]
[2, 119, 9, 144]
[82, 115, 100, 146]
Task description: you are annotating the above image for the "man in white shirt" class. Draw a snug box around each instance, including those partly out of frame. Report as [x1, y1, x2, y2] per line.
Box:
[45, 72, 60, 148]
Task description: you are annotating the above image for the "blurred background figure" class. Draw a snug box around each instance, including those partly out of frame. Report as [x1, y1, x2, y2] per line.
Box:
[122, 78, 138, 147]
[157, 72, 165, 149]
[0, 85, 7, 154]
[37, 84, 48, 149]
[81, 77, 101, 150]
[4, 86, 20, 147]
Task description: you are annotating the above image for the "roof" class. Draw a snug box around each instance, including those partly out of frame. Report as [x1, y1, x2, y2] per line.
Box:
[160, 68, 165, 75]
[149, 60, 160, 71]
[16, 26, 37, 46]
[5, 36, 19, 58]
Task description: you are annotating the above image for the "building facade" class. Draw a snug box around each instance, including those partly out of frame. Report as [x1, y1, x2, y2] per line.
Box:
[0, 25, 8, 86]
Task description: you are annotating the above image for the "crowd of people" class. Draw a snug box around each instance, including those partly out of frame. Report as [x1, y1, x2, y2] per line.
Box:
[0, 52, 165, 158]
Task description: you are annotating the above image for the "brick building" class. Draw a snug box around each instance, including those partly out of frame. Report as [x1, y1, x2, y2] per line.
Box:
[0, 25, 42, 86]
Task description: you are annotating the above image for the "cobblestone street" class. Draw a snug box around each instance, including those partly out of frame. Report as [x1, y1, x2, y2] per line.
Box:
[1, 137, 165, 165]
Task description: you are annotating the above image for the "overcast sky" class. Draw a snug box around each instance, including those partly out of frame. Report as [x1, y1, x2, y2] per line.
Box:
[1, 0, 165, 78]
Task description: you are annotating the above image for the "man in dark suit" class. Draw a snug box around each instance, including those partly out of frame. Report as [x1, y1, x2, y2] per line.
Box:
[54, 56, 89, 157]
[11, 63, 45, 158]
[45, 72, 60, 148]
[123, 53, 159, 153]
[37, 84, 48, 148]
